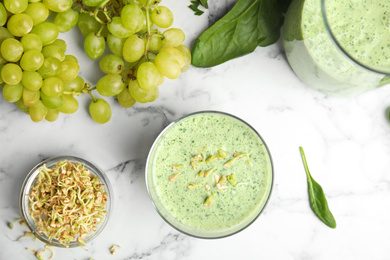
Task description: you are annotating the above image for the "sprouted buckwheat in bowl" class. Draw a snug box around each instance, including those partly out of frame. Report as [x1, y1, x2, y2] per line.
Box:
[20, 156, 112, 248]
[146, 111, 273, 238]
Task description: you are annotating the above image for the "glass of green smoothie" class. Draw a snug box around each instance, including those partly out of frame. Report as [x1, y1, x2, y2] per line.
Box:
[145, 111, 273, 238]
[283, 0, 390, 96]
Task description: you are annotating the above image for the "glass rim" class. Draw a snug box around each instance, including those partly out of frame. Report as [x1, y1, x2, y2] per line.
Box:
[145, 110, 274, 239]
[19, 155, 113, 248]
[321, 0, 390, 75]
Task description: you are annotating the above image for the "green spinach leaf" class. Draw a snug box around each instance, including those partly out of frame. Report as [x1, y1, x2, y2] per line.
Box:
[299, 147, 337, 229]
[191, 0, 284, 67]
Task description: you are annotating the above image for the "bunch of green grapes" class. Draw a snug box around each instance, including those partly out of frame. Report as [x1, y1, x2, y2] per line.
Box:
[76, 0, 191, 112]
[0, 0, 95, 123]
[0, 0, 190, 124]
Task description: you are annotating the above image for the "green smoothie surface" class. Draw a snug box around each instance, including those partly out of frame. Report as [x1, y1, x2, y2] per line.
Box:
[325, 0, 390, 72]
[148, 112, 273, 235]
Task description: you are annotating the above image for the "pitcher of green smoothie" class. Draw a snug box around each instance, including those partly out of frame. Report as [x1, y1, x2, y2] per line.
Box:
[283, 0, 390, 96]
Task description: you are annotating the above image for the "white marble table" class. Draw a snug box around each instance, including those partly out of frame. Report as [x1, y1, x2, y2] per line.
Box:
[1, 1, 390, 259]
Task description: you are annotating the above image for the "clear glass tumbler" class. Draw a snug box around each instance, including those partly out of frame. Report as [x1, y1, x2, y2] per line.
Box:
[283, 0, 390, 96]
[20, 156, 112, 248]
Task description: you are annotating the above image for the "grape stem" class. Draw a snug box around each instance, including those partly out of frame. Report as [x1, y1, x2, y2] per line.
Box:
[143, 0, 153, 61]
[96, 25, 105, 37]
[94, 0, 111, 24]
[63, 84, 96, 97]
[88, 91, 98, 103]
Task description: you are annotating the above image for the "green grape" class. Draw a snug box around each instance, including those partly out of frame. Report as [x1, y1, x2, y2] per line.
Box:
[107, 17, 133, 39]
[148, 59, 165, 85]
[54, 8, 79, 33]
[138, 0, 162, 4]
[149, 34, 163, 51]
[38, 57, 61, 79]
[2, 83, 23, 102]
[99, 54, 124, 74]
[50, 39, 67, 52]
[157, 70, 165, 86]
[96, 74, 125, 96]
[41, 77, 64, 97]
[23, 2, 49, 26]
[128, 79, 159, 103]
[22, 87, 40, 107]
[0, 64, 3, 84]
[21, 33, 43, 51]
[121, 4, 144, 32]
[20, 50, 45, 71]
[42, 45, 65, 61]
[0, 27, 14, 46]
[151, 6, 173, 28]
[175, 45, 191, 72]
[121, 68, 132, 85]
[149, 59, 165, 85]
[64, 54, 78, 63]
[40, 90, 63, 109]
[137, 62, 160, 91]
[1, 63, 23, 85]
[0, 3, 7, 26]
[22, 71, 42, 91]
[0, 54, 6, 65]
[77, 13, 100, 37]
[1, 38, 24, 62]
[162, 28, 185, 47]
[29, 100, 47, 122]
[89, 98, 111, 124]
[123, 35, 145, 62]
[57, 60, 79, 82]
[4, 0, 28, 14]
[84, 33, 105, 60]
[107, 33, 126, 56]
[83, 0, 104, 7]
[7, 13, 34, 37]
[154, 50, 181, 79]
[16, 98, 29, 114]
[42, 0, 72, 13]
[59, 94, 78, 114]
[63, 76, 84, 92]
[159, 47, 185, 67]
[45, 108, 60, 122]
[31, 22, 59, 46]
[117, 87, 136, 108]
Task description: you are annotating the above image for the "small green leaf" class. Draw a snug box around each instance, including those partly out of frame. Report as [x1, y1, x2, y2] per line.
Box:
[199, 0, 208, 8]
[189, 1, 205, 16]
[299, 147, 337, 229]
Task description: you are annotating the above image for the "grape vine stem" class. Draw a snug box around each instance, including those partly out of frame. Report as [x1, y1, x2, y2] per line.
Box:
[144, 0, 153, 61]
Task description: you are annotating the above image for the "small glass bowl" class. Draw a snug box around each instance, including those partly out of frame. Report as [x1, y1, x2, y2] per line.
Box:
[20, 155, 112, 248]
[145, 111, 274, 239]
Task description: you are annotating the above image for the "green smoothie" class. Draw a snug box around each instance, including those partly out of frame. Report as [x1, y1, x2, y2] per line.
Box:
[283, 0, 390, 96]
[146, 112, 273, 237]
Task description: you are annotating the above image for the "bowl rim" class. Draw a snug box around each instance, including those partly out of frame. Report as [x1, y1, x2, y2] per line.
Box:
[19, 155, 113, 248]
[145, 110, 274, 239]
